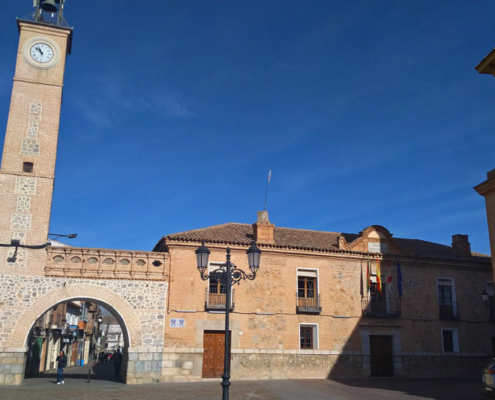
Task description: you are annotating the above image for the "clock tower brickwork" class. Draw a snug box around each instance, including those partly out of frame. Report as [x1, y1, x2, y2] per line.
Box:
[0, 21, 71, 275]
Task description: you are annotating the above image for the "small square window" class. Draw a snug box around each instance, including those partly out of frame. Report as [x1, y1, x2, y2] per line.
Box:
[442, 329, 459, 352]
[23, 162, 33, 173]
[299, 324, 318, 350]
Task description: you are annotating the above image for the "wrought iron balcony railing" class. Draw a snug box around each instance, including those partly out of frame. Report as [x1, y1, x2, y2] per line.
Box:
[438, 302, 459, 320]
[362, 296, 401, 318]
[205, 289, 234, 311]
[296, 294, 322, 313]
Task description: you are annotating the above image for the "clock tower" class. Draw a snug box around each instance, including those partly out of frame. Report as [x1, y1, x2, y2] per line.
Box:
[0, 1, 72, 274]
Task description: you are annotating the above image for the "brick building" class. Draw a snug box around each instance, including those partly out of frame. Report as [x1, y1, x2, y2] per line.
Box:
[151, 211, 494, 381]
[475, 47, 495, 282]
[0, 1, 494, 386]
[0, 3, 167, 385]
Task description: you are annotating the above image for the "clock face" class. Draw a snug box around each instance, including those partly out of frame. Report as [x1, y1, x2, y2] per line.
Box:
[30, 43, 54, 63]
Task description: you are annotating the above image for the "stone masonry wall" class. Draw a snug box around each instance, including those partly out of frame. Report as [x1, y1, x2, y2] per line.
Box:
[0, 275, 167, 347]
[401, 354, 490, 378]
[157, 349, 490, 382]
[0, 275, 167, 385]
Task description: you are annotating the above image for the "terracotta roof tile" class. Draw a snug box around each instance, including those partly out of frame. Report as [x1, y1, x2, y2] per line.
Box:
[163, 223, 345, 250]
[155, 223, 490, 263]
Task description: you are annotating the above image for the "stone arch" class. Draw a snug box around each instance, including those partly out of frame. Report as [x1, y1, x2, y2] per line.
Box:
[10, 283, 142, 348]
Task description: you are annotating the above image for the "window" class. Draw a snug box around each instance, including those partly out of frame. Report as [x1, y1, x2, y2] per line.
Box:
[363, 273, 399, 316]
[487, 282, 494, 298]
[437, 278, 457, 319]
[23, 162, 33, 173]
[206, 262, 232, 309]
[487, 282, 494, 320]
[442, 329, 459, 352]
[369, 275, 381, 301]
[297, 269, 320, 312]
[209, 265, 225, 295]
[298, 276, 315, 298]
[299, 324, 318, 350]
[300, 327, 313, 349]
[368, 275, 387, 312]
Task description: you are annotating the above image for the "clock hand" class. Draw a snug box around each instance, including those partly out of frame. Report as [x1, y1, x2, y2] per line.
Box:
[36, 46, 44, 56]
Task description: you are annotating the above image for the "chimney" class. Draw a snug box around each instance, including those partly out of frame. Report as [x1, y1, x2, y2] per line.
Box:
[252, 210, 274, 244]
[452, 234, 471, 256]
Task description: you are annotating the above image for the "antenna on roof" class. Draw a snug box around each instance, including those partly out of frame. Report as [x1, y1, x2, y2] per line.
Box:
[264, 169, 272, 210]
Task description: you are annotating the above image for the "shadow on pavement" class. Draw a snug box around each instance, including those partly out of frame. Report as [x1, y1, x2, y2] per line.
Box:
[24, 361, 123, 385]
[323, 377, 485, 400]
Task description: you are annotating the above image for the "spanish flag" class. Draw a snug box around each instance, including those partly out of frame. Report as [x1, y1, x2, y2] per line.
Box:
[376, 257, 382, 295]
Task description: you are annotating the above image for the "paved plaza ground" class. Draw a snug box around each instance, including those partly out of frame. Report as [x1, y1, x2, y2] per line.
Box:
[0, 362, 487, 399]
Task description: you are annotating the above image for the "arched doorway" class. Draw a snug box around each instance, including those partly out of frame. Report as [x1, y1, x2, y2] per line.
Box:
[24, 298, 130, 383]
[11, 283, 143, 384]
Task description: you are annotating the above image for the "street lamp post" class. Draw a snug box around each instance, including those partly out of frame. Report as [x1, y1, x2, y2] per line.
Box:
[196, 240, 261, 400]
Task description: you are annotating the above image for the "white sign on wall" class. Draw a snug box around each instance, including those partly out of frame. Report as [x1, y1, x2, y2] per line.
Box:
[170, 318, 185, 328]
[368, 242, 388, 254]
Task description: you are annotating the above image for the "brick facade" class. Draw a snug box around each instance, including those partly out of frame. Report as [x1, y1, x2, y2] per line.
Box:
[475, 169, 495, 282]
[0, 7, 494, 388]
[0, 16, 171, 385]
[155, 222, 494, 381]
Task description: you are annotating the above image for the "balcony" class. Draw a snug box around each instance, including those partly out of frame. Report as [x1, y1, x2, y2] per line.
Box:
[438, 302, 459, 320]
[296, 294, 322, 313]
[362, 297, 401, 318]
[205, 288, 234, 311]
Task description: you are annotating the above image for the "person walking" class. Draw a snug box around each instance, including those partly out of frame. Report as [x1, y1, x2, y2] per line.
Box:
[56, 350, 67, 385]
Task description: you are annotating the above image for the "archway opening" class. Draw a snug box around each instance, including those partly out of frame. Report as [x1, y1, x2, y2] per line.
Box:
[24, 296, 130, 385]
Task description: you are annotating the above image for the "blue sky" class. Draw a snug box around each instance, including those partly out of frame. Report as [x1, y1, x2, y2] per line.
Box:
[0, 1, 494, 254]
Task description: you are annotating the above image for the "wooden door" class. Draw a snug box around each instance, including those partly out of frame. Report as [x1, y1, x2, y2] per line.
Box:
[202, 331, 230, 378]
[39, 338, 47, 372]
[71, 342, 78, 365]
[370, 335, 393, 377]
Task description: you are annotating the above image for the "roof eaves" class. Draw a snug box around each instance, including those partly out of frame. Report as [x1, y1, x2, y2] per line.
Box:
[475, 47, 495, 72]
[164, 235, 490, 263]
